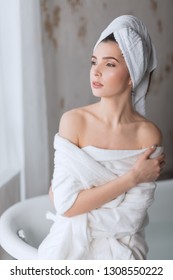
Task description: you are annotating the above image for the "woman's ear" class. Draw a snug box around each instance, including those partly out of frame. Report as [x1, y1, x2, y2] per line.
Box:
[128, 78, 132, 87]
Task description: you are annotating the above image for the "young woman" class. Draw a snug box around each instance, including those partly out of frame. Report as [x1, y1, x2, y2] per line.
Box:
[38, 15, 165, 260]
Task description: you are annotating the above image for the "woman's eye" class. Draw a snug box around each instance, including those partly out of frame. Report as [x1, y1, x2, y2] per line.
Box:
[91, 60, 96, 65]
[107, 63, 115, 67]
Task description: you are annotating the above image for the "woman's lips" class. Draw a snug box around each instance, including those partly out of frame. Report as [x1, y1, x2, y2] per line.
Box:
[92, 81, 103, 89]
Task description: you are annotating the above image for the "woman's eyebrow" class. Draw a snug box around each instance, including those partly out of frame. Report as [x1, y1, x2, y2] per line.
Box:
[103, 56, 119, 63]
[91, 55, 119, 63]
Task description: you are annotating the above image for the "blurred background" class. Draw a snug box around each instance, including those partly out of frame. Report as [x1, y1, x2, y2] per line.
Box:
[0, 0, 173, 259]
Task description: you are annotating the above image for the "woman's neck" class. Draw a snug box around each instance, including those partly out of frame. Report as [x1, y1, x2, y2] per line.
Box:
[97, 96, 135, 126]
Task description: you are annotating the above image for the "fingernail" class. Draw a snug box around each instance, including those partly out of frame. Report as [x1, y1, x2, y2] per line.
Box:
[151, 144, 158, 149]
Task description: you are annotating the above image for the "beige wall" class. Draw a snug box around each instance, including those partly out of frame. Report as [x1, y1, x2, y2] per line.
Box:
[40, 0, 173, 178]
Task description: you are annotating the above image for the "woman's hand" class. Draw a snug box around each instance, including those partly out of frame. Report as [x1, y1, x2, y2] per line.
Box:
[132, 146, 166, 185]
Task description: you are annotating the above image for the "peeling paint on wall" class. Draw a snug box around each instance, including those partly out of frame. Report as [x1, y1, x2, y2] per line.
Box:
[150, 53, 173, 90]
[41, 0, 60, 48]
[77, 16, 87, 43]
[165, 64, 171, 74]
[67, 0, 83, 11]
[41, 0, 48, 13]
[157, 19, 163, 33]
[102, 2, 108, 9]
[150, 0, 158, 13]
[149, 0, 163, 33]
[60, 97, 65, 109]
[53, 6, 61, 27]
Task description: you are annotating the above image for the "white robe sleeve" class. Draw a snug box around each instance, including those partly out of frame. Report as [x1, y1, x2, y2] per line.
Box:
[88, 181, 156, 238]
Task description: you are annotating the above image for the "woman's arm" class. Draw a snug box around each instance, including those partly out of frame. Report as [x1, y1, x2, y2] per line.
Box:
[63, 147, 164, 217]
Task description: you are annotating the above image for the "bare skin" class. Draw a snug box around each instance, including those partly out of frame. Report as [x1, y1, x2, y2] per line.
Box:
[50, 40, 165, 217]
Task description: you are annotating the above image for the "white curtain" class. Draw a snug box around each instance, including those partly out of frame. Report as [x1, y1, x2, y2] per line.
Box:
[0, 0, 23, 189]
[0, 0, 49, 200]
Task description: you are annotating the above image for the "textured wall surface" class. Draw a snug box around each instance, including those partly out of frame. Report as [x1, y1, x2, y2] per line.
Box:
[40, 0, 173, 178]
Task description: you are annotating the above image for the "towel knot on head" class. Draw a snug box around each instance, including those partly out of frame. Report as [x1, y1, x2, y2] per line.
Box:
[94, 15, 157, 116]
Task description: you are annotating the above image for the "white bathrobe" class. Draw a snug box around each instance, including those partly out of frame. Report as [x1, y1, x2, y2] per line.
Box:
[38, 134, 163, 260]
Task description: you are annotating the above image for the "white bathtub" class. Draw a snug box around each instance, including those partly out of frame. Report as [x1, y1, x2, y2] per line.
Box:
[146, 179, 173, 259]
[0, 179, 173, 260]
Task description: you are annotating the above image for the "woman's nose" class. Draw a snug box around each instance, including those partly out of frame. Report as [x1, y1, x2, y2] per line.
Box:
[93, 65, 102, 76]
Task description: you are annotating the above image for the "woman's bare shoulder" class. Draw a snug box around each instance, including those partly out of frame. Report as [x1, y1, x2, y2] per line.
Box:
[58, 105, 94, 145]
[137, 119, 163, 148]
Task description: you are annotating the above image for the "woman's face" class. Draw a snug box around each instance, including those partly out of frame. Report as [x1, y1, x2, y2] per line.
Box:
[90, 41, 132, 98]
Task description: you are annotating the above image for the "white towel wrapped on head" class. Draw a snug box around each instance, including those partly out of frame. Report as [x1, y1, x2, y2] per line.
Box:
[94, 15, 157, 116]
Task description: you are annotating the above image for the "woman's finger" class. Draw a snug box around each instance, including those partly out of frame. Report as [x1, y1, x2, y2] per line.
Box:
[142, 146, 157, 159]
